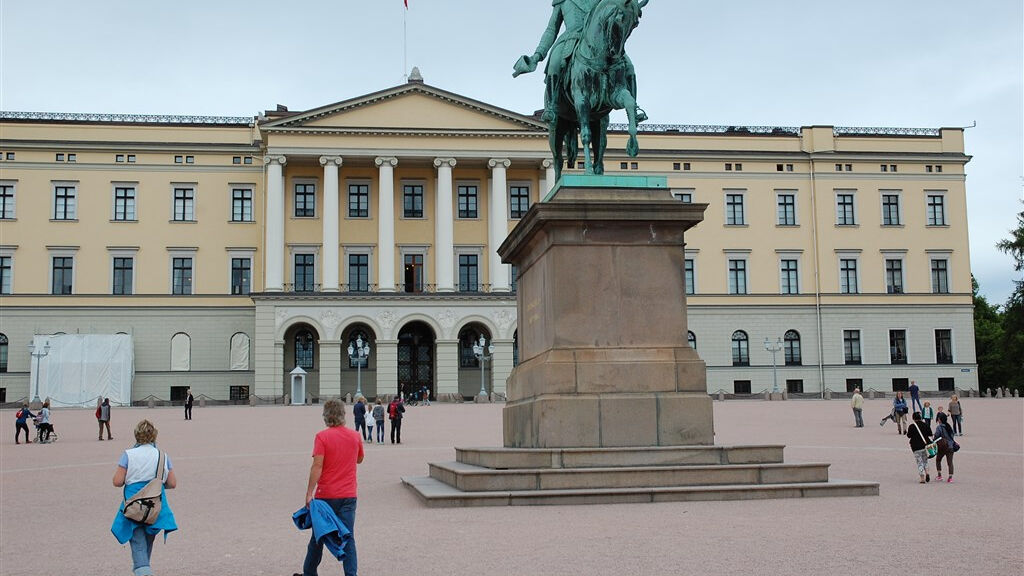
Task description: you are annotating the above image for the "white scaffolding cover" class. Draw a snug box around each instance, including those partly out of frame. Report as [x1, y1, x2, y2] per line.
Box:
[31, 334, 134, 407]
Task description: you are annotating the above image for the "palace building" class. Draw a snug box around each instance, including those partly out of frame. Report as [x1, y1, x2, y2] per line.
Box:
[0, 75, 978, 405]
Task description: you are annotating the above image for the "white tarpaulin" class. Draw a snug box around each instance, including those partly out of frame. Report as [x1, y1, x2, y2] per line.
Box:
[31, 334, 134, 407]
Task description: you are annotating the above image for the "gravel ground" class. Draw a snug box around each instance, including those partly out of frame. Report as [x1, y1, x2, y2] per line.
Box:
[1, 397, 1021, 576]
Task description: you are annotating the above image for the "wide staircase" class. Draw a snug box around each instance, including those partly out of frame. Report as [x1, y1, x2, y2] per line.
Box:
[403, 445, 879, 507]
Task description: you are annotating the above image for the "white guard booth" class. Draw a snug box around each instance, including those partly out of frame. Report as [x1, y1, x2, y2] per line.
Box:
[32, 334, 134, 407]
[290, 366, 307, 405]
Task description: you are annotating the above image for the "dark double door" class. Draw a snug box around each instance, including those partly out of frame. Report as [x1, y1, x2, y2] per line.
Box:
[397, 322, 434, 400]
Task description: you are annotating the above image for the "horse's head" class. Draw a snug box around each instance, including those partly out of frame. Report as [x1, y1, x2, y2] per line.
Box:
[585, 0, 642, 61]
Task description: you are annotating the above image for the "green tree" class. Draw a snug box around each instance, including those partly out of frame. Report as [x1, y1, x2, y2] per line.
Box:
[995, 205, 1024, 392]
[973, 276, 1011, 391]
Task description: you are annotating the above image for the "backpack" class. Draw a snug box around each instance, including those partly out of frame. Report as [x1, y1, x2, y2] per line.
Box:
[96, 406, 102, 419]
[388, 402, 398, 419]
[16, 409, 24, 419]
[123, 451, 166, 525]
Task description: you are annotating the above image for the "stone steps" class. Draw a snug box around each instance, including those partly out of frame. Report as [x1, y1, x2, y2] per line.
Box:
[455, 445, 785, 469]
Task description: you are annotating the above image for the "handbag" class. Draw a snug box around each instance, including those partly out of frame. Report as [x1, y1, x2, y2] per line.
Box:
[123, 450, 165, 525]
[925, 441, 939, 458]
[952, 439, 961, 452]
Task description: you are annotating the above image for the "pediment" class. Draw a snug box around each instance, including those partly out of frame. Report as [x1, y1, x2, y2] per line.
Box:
[261, 83, 546, 134]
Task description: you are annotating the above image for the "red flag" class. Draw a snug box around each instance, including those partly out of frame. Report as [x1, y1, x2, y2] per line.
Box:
[404, 0, 408, 7]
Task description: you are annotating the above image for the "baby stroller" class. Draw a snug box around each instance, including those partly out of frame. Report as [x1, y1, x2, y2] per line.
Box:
[33, 417, 58, 444]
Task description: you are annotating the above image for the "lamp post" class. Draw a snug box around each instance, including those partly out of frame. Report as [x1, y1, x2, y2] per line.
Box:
[28, 339, 51, 406]
[472, 335, 494, 401]
[764, 337, 782, 394]
[347, 336, 371, 398]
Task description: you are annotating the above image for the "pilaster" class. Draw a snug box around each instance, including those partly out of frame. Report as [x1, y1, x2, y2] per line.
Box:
[264, 155, 287, 292]
[320, 156, 343, 292]
[376, 157, 399, 292]
[488, 158, 511, 292]
[434, 158, 457, 292]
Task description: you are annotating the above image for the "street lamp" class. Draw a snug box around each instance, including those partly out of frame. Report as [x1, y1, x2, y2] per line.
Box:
[764, 337, 782, 394]
[472, 335, 494, 400]
[347, 335, 371, 398]
[28, 338, 51, 405]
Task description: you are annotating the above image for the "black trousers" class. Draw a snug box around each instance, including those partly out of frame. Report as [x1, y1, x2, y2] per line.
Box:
[390, 419, 402, 444]
[185, 404, 192, 420]
[15, 422, 30, 443]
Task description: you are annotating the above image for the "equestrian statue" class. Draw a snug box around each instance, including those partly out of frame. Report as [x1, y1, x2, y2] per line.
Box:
[514, 0, 649, 180]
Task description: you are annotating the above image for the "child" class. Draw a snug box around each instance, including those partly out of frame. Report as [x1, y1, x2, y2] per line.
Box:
[921, 401, 934, 429]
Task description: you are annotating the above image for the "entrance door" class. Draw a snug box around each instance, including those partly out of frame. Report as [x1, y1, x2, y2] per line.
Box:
[397, 321, 435, 399]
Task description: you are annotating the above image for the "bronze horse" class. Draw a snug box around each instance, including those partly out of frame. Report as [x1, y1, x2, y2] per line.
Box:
[551, 0, 648, 180]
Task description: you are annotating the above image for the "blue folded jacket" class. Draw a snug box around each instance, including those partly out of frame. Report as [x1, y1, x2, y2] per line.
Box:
[292, 500, 351, 561]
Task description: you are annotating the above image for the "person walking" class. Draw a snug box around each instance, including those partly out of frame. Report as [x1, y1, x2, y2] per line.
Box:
[388, 396, 405, 444]
[906, 411, 932, 484]
[98, 397, 113, 441]
[851, 388, 864, 427]
[892, 392, 909, 434]
[372, 400, 385, 444]
[921, 401, 934, 429]
[184, 388, 194, 421]
[111, 420, 178, 576]
[353, 397, 369, 442]
[295, 398, 363, 576]
[948, 394, 964, 436]
[933, 412, 957, 482]
[909, 380, 923, 413]
[36, 400, 55, 443]
[14, 403, 35, 444]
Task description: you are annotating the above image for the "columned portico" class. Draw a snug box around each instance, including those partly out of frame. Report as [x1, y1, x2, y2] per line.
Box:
[376, 157, 398, 292]
[488, 158, 511, 292]
[541, 159, 556, 198]
[434, 158, 457, 292]
[264, 155, 287, 292]
[320, 155, 343, 292]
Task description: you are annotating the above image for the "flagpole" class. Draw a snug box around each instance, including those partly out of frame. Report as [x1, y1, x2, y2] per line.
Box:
[403, 2, 408, 82]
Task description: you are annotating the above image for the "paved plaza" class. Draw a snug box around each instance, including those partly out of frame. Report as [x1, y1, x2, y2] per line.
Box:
[1, 398, 1021, 576]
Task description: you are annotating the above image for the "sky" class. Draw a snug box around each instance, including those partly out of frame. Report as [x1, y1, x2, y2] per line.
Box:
[2, 0, 1021, 304]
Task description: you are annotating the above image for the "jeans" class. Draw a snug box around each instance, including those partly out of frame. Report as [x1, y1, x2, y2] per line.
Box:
[302, 498, 357, 576]
[390, 419, 402, 444]
[129, 526, 156, 576]
[911, 395, 923, 413]
[375, 421, 384, 443]
[15, 422, 30, 443]
[852, 408, 863, 427]
[355, 419, 367, 440]
[952, 414, 963, 434]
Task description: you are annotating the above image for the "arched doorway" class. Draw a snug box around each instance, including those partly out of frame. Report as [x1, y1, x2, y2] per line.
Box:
[397, 321, 435, 400]
[341, 323, 377, 399]
[283, 323, 320, 402]
[457, 323, 492, 399]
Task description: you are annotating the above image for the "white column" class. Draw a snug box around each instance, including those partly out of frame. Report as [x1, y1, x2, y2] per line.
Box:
[541, 158, 556, 200]
[434, 158, 457, 292]
[375, 157, 398, 292]
[320, 156, 343, 292]
[264, 155, 287, 292]
[488, 158, 511, 292]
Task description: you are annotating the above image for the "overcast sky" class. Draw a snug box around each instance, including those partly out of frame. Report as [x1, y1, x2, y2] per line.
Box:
[2, 0, 1021, 303]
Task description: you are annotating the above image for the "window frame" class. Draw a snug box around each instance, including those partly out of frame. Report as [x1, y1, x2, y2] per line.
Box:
[673, 188, 695, 204]
[52, 182, 78, 221]
[293, 181, 317, 219]
[684, 256, 696, 295]
[509, 182, 532, 219]
[346, 181, 371, 219]
[835, 191, 857, 226]
[171, 184, 196, 222]
[776, 191, 797, 226]
[109, 248, 138, 295]
[731, 330, 750, 367]
[725, 190, 746, 226]
[170, 254, 195, 295]
[881, 191, 902, 226]
[402, 182, 425, 219]
[347, 252, 371, 292]
[727, 256, 749, 295]
[778, 254, 800, 295]
[400, 246, 429, 293]
[838, 255, 860, 294]
[49, 250, 77, 295]
[0, 181, 15, 220]
[930, 256, 950, 294]
[784, 330, 802, 366]
[935, 329, 953, 364]
[112, 183, 138, 222]
[456, 181, 479, 219]
[884, 257, 905, 294]
[0, 250, 12, 295]
[455, 246, 484, 293]
[889, 329, 908, 364]
[843, 329, 862, 365]
[231, 186, 254, 223]
[926, 192, 947, 226]
[293, 252, 317, 293]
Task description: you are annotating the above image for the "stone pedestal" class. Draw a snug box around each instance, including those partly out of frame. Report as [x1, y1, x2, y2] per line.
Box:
[497, 181, 710, 448]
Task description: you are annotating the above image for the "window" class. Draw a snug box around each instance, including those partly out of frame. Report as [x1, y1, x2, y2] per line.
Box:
[67, 153, 76, 162]
[882, 193, 901, 226]
[230, 386, 250, 401]
[885, 259, 904, 294]
[116, 154, 125, 162]
[726, 193, 745, 225]
[232, 156, 242, 164]
[229, 333, 250, 371]
[294, 254, 316, 292]
[889, 330, 907, 364]
[927, 194, 946, 226]
[935, 329, 953, 364]
[231, 188, 253, 222]
[892, 378, 909, 392]
[728, 259, 747, 294]
[684, 259, 695, 295]
[54, 185, 77, 220]
[114, 186, 136, 221]
[937, 377, 955, 392]
[231, 258, 251, 295]
[127, 154, 136, 163]
[931, 259, 949, 293]
[348, 254, 369, 292]
[510, 185, 531, 219]
[786, 380, 804, 394]
[846, 378, 863, 393]
[0, 183, 14, 219]
[173, 187, 194, 221]
[348, 184, 369, 218]
[836, 193, 856, 225]
[174, 155, 183, 164]
[733, 380, 751, 394]
[170, 333, 190, 371]
[780, 259, 799, 294]
[731, 330, 749, 366]
[295, 330, 315, 369]
[403, 184, 424, 218]
[170, 385, 189, 401]
[843, 330, 862, 365]
[458, 254, 479, 292]
[52, 257, 73, 294]
[725, 163, 732, 171]
[185, 155, 194, 164]
[620, 162, 628, 170]
[403, 253, 424, 292]
[687, 331, 696, 350]
[458, 185, 478, 218]
[294, 183, 316, 217]
[840, 258, 859, 294]
[0, 333, 7, 373]
[243, 157, 251, 165]
[777, 193, 796, 225]
[510, 264, 518, 293]
[784, 330, 801, 365]
[112, 257, 134, 295]
[5, 152, 13, 160]
[776, 163, 794, 172]
[172, 257, 193, 295]
[631, 162, 639, 170]
[0, 256, 10, 294]
[673, 189, 693, 203]
[674, 162, 681, 171]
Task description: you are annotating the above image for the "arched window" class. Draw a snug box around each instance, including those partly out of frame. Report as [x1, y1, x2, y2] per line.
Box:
[348, 330, 370, 369]
[784, 330, 802, 366]
[295, 330, 315, 369]
[230, 332, 250, 371]
[731, 330, 749, 366]
[170, 333, 191, 371]
[687, 331, 697, 350]
[0, 333, 8, 373]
